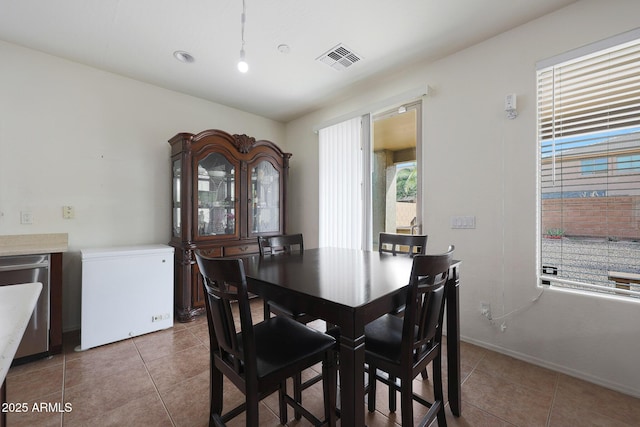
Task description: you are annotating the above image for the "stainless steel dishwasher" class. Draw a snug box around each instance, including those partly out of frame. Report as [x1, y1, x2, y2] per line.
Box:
[0, 254, 50, 359]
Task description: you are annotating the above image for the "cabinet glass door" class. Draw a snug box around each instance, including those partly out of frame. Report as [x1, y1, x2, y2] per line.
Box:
[197, 153, 236, 237]
[250, 160, 280, 234]
[172, 159, 181, 237]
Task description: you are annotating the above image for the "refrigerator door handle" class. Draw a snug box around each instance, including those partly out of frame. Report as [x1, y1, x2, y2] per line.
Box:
[0, 262, 49, 272]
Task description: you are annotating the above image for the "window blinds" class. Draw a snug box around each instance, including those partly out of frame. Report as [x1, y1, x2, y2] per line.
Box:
[319, 116, 363, 249]
[537, 36, 640, 296]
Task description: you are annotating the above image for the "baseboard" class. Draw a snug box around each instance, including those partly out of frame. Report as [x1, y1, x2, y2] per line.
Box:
[62, 325, 80, 334]
[460, 335, 640, 399]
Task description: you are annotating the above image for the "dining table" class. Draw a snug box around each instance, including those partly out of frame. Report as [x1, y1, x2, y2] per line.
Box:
[243, 247, 461, 426]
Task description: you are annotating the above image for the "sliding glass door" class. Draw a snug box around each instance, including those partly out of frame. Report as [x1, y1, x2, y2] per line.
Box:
[319, 100, 422, 250]
[371, 101, 422, 250]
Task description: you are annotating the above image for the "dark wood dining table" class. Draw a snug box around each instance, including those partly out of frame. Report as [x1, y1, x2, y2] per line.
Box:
[243, 247, 461, 426]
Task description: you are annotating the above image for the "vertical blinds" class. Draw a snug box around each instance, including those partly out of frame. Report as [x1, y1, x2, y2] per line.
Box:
[537, 36, 640, 296]
[319, 116, 363, 249]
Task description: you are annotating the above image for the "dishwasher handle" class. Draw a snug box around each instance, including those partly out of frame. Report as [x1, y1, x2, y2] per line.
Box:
[0, 261, 49, 272]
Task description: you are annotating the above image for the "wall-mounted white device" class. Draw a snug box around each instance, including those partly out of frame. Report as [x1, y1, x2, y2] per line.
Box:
[505, 93, 518, 119]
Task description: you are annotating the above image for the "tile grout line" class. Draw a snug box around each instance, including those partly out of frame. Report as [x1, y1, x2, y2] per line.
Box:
[546, 373, 561, 426]
[458, 350, 504, 424]
[60, 352, 66, 427]
[456, 349, 520, 426]
[459, 346, 486, 386]
[131, 337, 177, 427]
[464, 349, 561, 426]
[470, 350, 560, 398]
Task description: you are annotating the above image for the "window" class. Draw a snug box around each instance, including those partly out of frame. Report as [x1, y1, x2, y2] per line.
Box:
[580, 157, 608, 174]
[617, 154, 640, 172]
[537, 30, 640, 297]
[396, 161, 417, 202]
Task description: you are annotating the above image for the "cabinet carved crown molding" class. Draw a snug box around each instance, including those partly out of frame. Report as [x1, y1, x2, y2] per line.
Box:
[232, 134, 256, 153]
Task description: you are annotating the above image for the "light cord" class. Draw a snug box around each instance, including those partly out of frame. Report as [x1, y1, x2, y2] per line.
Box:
[240, 0, 246, 52]
[490, 288, 544, 322]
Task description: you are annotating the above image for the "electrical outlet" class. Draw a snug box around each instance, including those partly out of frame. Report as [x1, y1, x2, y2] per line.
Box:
[480, 302, 491, 319]
[480, 302, 491, 320]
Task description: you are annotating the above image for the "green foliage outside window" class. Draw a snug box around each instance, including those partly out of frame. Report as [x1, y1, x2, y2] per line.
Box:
[396, 164, 417, 202]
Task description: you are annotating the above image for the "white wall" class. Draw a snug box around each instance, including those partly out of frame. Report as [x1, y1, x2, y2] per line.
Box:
[0, 41, 285, 330]
[285, 0, 640, 397]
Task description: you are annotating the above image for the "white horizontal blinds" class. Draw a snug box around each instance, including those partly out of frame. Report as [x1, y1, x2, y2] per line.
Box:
[319, 116, 363, 249]
[538, 42, 640, 140]
[538, 36, 640, 296]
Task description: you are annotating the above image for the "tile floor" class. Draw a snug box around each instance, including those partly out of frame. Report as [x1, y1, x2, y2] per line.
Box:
[6, 298, 640, 427]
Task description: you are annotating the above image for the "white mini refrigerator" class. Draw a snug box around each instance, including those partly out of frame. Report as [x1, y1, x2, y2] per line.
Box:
[80, 244, 174, 350]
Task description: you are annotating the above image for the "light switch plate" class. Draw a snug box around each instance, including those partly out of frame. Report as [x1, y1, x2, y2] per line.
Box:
[63, 206, 75, 219]
[20, 211, 33, 224]
[451, 215, 476, 229]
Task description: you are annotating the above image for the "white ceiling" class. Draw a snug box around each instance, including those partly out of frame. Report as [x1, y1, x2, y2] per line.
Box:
[0, 0, 577, 122]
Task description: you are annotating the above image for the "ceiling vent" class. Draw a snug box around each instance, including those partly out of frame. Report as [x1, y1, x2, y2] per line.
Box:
[316, 43, 363, 71]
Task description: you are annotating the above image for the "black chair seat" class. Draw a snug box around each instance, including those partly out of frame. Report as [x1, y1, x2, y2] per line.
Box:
[248, 316, 336, 379]
[365, 315, 428, 367]
[364, 314, 406, 364]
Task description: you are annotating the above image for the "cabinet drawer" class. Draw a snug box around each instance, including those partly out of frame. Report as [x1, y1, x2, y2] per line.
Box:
[224, 244, 259, 257]
[198, 247, 223, 258]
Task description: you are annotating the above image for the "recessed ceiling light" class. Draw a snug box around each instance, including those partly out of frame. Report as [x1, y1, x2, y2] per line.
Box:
[173, 51, 195, 63]
[277, 44, 290, 54]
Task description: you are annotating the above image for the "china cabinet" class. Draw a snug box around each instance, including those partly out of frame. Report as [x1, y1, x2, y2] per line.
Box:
[169, 129, 291, 322]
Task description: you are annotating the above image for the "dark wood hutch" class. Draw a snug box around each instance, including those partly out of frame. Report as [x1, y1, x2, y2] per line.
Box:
[169, 129, 291, 322]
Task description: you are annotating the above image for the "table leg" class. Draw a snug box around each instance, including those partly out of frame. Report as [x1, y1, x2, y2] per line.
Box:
[339, 332, 366, 426]
[446, 264, 461, 416]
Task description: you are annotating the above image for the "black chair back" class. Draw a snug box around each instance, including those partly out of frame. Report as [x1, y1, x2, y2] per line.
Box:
[195, 256, 255, 377]
[379, 232, 428, 256]
[258, 233, 304, 256]
[404, 247, 453, 366]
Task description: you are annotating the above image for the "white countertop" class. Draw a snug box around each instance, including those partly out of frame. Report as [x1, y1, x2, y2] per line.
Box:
[81, 244, 174, 259]
[0, 282, 42, 384]
[0, 233, 68, 257]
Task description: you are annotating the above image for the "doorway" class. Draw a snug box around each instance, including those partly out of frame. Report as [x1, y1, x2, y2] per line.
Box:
[371, 101, 422, 250]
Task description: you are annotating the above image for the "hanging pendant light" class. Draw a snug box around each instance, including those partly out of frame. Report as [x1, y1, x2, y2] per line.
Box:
[237, 0, 248, 73]
[238, 49, 248, 73]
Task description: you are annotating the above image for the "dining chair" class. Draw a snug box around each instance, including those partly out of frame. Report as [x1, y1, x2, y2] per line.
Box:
[257, 234, 314, 322]
[195, 252, 337, 427]
[257, 233, 334, 420]
[378, 232, 428, 256]
[378, 232, 430, 378]
[258, 233, 304, 256]
[365, 245, 454, 427]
